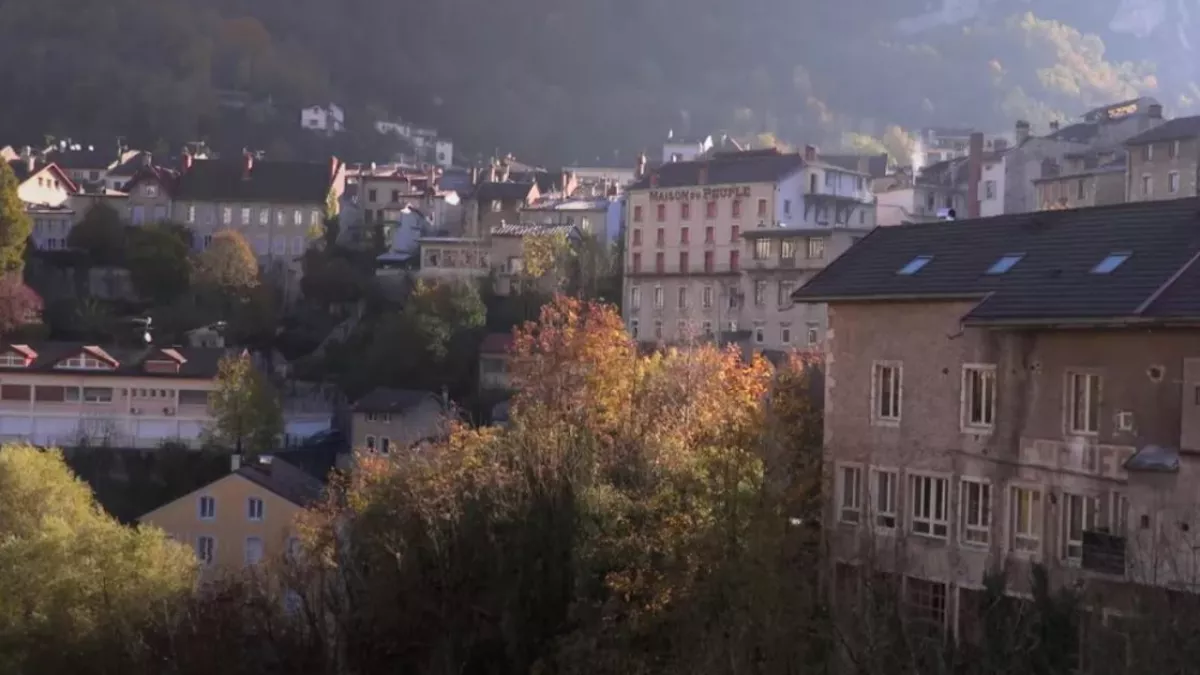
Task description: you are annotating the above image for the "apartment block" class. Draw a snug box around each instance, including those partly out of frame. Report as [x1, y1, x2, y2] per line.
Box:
[1034, 150, 1127, 210]
[623, 147, 873, 352]
[1125, 115, 1200, 202]
[794, 198, 1200, 632]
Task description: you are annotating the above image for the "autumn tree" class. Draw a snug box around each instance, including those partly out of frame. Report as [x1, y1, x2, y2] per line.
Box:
[206, 352, 283, 455]
[521, 230, 573, 291]
[68, 202, 128, 266]
[127, 221, 191, 303]
[0, 444, 196, 673]
[0, 274, 43, 337]
[193, 229, 260, 297]
[0, 162, 30, 275]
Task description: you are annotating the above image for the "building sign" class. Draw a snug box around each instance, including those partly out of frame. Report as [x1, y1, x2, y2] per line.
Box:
[1106, 102, 1138, 120]
[648, 185, 752, 201]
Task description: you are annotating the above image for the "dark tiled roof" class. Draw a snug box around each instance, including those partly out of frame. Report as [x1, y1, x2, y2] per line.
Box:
[630, 149, 804, 190]
[236, 456, 326, 506]
[175, 158, 336, 204]
[792, 198, 1200, 325]
[109, 151, 150, 177]
[46, 148, 117, 170]
[1046, 122, 1100, 144]
[820, 153, 890, 178]
[1125, 116, 1200, 145]
[474, 181, 535, 202]
[0, 342, 229, 378]
[352, 387, 437, 414]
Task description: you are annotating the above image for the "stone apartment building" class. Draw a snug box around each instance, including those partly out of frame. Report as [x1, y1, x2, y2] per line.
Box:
[1033, 150, 1127, 210]
[1125, 115, 1200, 202]
[624, 147, 874, 352]
[793, 197, 1200, 635]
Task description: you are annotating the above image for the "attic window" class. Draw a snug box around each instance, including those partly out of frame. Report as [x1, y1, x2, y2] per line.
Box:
[897, 255, 933, 275]
[57, 353, 114, 371]
[144, 360, 181, 374]
[986, 253, 1025, 275]
[1091, 252, 1130, 274]
[0, 353, 29, 368]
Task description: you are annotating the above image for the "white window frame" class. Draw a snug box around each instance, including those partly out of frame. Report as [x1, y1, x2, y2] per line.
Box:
[1141, 174, 1152, 197]
[1066, 371, 1101, 435]
[959, 478, 991, 547]
[244, 536, 264, 566]
[1061, 492, 1098, 565]
[630, 286, 641, 311]
[653, 285, 664, 310]
[807, 322, 819, 347]
[702, 285, 713, 308]
[753, 322, 765, 345]
[241, 206, 251, 224]
[780, 323, 792, 346]
[1009, 485, 1043, 556]
[961, 364, 997, 432]
[754, 280, 767, 306]
[222, 206, 232, 225]
[653, 320, 663, 340]
[908, 473, 950, 539]
[871, 361, 902, 426]
[1169, 171, 1181, 194]
[247, 496, 264, 522]
[807, 237, 825, 259]
[196, 536, 216, 566]
[198, 495, 216, 520]
[837, 464, 863, 525]
[677, 286, 688, 309]
[870, 467, 899, 532]
[630, 319, 639, 339]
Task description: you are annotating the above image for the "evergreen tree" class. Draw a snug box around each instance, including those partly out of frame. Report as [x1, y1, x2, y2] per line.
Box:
[0, 162, 31, 275]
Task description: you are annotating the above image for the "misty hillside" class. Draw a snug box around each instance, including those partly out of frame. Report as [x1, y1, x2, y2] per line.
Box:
[0, 0, 1195, 164]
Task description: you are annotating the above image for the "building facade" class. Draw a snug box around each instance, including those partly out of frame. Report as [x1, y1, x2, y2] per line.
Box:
[794, 198, 1200, 632]
[1034, 151, 1127, 210]
[623, 147, 873, 351]
[1125, 115, 1200, 202]
[349, 388, 445, 453]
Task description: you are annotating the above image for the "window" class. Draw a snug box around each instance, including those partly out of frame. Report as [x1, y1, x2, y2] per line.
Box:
[906, 578, 948, 629]
[258, 208, 269, 225]
[144, 183, 159, 198]
[632, 229, 642, 246]
[311, 209, 322, 226]
[986, 253, 1024, 275]
[757, 199, 767, 217]
[702, 321, 713, 337]
[365, 435, 376, 451]
[1010, 486, 1043, 553]
[705, 201, 717, 218]
[731, 225, 740, 242]
[679, 253, 689, 274]
[1067, 371, 1101, 434]
[873, 362, 902, 423]
[247, 497, 264, 521]
[186, 204, 195, 223]
[872, 469, 898, 530]
[754, 280, 767, 306]
[1141, 174, 1152, 197]
[731, 200, 741, 218]
[80, 386, 112, 402]
[778, 281, 795, 306]
[1142, 144, 1153, 161]
[960, 479, 991, 545]
[806, 322, 819, 346]
[838, 465, 863, 524]
[780, 239, 796, 260]
[780, 323, 792, 345]
[1169, 171, 1180, 194]
[655, 252, 664, 273]
[897, 255, 932, 275]
[704, 226, 714, 243]
[962, 365, 996, 429]
[240, 206, 251, 224]
[753, 321, 765, 344]
[807, 237, 825, 259]
[653, 320, 663, 340]
[654, 285, 664, 309]
[1062, 492, 1098, 563]
[391, 189, 400, 202]
[656, 228, 665, 246]
[630, 319, 639, 339]
[680, 227, 689, 244]
[909, 474, 949, 538]
[0, 353, 26, 367]
[198, 495, 215, 520]
[984, 180, 996, 199]
[368, 189, 378, 202]
[754, 239, 771, 260]
[634, 205, 643, 222]
[783, 199, 791, 216]
[381, 437, 391, 454]
[244, 537, 264, 566]
[630, 286, 641, 310]
[680, 202, 690, 220]
[703, 251, 714, 273]
[677, 286, 688, 309]
[221, 206, 232, 225]
[1077, 178, 1086, 200]
[632, 253, 641, 273]
[1171, 140, 1180, 158]
[729, 250, 740, 271]
[1092, 252, 1129, 274]
[656, 204, 666, 221]
[702, 285, 713, 308]
[196, 536, 215, 566]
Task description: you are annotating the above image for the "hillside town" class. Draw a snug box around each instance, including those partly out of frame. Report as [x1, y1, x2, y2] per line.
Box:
[7, 94, 1200, 673]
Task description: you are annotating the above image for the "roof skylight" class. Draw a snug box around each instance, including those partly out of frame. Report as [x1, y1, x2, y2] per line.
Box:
[897, 255, 932, 275]
[1091, 252, 1130, 274]
[986, 253, 1025, 275]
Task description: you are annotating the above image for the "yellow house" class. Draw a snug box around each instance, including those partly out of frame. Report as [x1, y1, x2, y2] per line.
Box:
[139, 454, 325, 575]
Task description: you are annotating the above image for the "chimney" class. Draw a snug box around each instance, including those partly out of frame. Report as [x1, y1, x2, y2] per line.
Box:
[180, 150, 193, 173]
[803, 145, 817, 161]
[1149, 103, 1163, 119]
[635, 152, 647, 179]
[499, 158, 510, 183]
[471, 164, 480, 185]
[488, 158, 498, 183]
[242, 151, 254, 179]
[967, 131, 984, 219]
[1015, 120, 1031, 145]
[230, 453, 242, 472]
[560, 169, 570, 195]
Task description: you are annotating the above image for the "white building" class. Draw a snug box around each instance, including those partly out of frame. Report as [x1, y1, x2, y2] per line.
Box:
[662, 134, 713, 164]
[434, 140, 454, 168]
[301, 103, 345, 133]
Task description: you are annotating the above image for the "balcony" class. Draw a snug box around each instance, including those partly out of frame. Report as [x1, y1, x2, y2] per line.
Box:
[1018, 438, 1134, 480]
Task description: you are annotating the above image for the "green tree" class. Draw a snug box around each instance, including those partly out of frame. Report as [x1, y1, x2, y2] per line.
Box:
[0, 162, 31, 275]
[127, 222, 191, 303]
[0, 444, 195, 673]
[193, 229, 259, 297]
[68, 203, 128, 266]
[205, 352, 283, 455]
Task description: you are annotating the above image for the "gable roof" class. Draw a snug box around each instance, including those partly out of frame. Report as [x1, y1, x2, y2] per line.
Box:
[235, 456, 326, 507]
[352, 387, 438, 414]
[630, 148, 805, 190]
[792, 198, 1200, 326]
[1125, 116, 1200, 145]
[1045, 122, 1101, 144]
[7, 160, 78, 192]
[175, 158, 336, 204]
[0, 342, 229, 378]
[45, 147, 118, 171]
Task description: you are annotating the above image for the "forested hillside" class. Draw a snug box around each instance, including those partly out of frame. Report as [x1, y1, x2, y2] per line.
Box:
[0, 0, 1192, 164]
